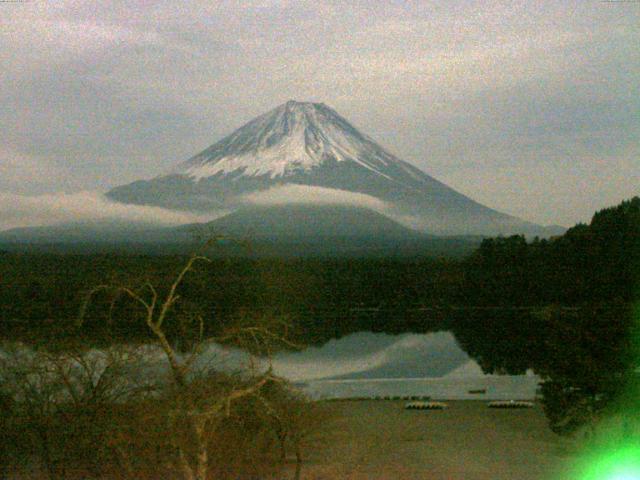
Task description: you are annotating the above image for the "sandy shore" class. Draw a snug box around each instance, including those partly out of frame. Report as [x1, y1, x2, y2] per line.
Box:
[296, 400, 579, 480]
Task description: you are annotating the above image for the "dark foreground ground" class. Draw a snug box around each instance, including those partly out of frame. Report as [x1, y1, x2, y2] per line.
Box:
[294, 400, 579, 480]
[2, 399, 597, 479]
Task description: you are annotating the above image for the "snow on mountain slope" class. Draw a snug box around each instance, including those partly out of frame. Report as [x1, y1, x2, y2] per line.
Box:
[181, 100, 403, 181]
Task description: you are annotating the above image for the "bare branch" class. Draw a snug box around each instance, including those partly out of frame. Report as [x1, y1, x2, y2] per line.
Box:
[156, 254, 210, 329]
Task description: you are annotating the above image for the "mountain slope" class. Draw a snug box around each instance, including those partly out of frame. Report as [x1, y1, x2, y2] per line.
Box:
[107, 101, 558, 236]
[193, 204, 423, 240]
[0, 207, 483, 257]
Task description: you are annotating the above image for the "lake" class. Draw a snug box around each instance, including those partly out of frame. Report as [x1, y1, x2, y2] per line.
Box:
[0, 331, 540, 401]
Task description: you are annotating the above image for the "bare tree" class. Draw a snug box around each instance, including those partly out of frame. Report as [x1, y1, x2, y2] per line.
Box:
[78, 250, 300, 480]
[255, 385, 328, 480]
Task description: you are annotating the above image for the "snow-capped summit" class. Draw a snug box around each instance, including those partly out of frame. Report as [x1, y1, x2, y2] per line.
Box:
[179, 100, 415, 182]
[107, 101, 559, 237]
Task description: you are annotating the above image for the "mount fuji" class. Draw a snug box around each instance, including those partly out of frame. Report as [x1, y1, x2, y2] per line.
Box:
[106, 100, 555, 238]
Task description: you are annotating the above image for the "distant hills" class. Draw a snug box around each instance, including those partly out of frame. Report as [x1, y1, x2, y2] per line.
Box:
[0, 205, 483, 257]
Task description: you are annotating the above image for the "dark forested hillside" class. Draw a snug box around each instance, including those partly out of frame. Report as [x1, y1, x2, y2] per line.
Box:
[1, 198, 638, 345]
[461, 197, 640, 305]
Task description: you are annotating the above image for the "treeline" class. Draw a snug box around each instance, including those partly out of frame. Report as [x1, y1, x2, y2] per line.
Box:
[461, 197, 639, 305]
[0, 253, 461, 346]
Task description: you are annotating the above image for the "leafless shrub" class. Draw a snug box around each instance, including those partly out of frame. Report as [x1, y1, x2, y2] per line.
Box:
[0, 343, 150, 479]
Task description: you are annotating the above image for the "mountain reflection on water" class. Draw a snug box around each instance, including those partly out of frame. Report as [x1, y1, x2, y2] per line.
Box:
[281, 302, 634, 405]
[270, 331, 539, 400]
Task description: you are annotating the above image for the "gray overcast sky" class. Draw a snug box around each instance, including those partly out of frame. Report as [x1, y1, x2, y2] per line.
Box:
[1, 0, 638, 227]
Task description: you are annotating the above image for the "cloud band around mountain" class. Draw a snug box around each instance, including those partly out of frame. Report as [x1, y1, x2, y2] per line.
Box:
[239, 184, 390, 211]
[0, 191, 215, 231]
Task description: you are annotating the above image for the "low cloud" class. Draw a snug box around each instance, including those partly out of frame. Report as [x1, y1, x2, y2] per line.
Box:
[240, 184, 390, 211]
[0, 191, 215, 231]
[239, 184, 433, 232]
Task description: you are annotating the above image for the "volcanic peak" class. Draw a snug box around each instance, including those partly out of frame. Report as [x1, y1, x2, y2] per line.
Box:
[179, 100, 398, 180]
